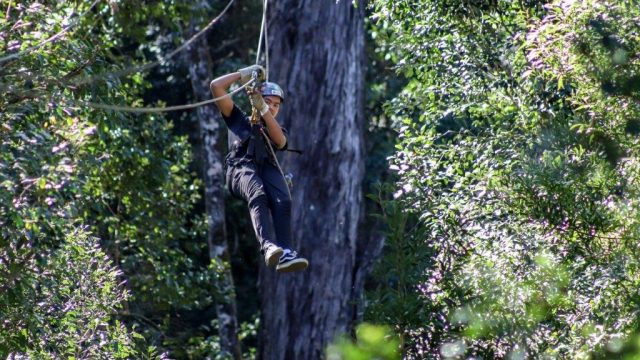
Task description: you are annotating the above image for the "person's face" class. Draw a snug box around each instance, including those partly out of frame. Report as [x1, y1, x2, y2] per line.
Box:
[264, 95, 281, 118]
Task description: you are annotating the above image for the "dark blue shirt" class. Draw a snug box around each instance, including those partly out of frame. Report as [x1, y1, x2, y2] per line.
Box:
[222, 104, 288, 165]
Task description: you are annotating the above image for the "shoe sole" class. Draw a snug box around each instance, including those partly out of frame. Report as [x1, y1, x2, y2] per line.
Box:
[265, 248, 284, 267]
[276, 258, 309, 273]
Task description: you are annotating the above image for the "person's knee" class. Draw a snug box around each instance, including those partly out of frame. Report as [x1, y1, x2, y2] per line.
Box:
[248, 192, 269, 209]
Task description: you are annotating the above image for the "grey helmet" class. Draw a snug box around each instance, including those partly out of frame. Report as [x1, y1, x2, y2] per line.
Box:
[261, 82, 285, 103]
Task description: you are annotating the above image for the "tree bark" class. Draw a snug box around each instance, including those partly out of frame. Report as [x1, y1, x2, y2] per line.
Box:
[187, 25, 242, 360]
[259, 2, 372, 359]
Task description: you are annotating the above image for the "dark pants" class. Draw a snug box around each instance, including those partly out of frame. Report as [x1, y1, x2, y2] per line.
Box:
[226, 160, 292, 251]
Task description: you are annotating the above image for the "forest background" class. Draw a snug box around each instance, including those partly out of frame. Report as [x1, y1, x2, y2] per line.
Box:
[2, 0, 640, 359]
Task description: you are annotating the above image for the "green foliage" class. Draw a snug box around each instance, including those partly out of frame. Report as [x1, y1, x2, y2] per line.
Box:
[365, 184, 434, 350]
[1, 0, 226, 357]
[368, 0, 640, 358]
[327, 324, 400, 360]
[1, 229, 141, 359]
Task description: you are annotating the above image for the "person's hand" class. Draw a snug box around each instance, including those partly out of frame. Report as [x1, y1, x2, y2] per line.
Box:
[238, 65, 265, 84]
[248, 90, 269, 116]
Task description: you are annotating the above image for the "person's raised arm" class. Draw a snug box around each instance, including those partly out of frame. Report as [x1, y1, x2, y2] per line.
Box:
[209, 72, 239, 117]
[248, 91, 287, 149]
[209, 65, 264, 117]
[261, 108, 287, 149]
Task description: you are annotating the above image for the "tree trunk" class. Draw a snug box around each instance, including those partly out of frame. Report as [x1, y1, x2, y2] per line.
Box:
[259, 2, 373, 359]
[187, 25, 242, 360]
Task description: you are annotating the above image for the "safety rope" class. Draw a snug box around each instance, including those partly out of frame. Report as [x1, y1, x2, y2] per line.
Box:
[27, 0, 274, 123]
[0, 0, 101, 64]
[85, 79, 254, 113]
[260, 128, 292, 197]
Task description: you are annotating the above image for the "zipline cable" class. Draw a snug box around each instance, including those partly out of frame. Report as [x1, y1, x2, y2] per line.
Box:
[82, 0, 240, 113]
[0, 0, 101, 64]
[264, 0, 270, 82]
[74, 0, 236, 87]
[255, 0, 269, 80]
[255, 0, 266, 66]
[256, 0, 269, 81]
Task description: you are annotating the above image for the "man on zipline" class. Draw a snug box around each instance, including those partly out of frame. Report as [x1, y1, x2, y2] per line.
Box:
[210, 65, 309, 273]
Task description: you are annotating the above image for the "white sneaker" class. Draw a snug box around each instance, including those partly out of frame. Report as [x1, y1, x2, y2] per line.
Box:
[263, 243, 284, 267]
